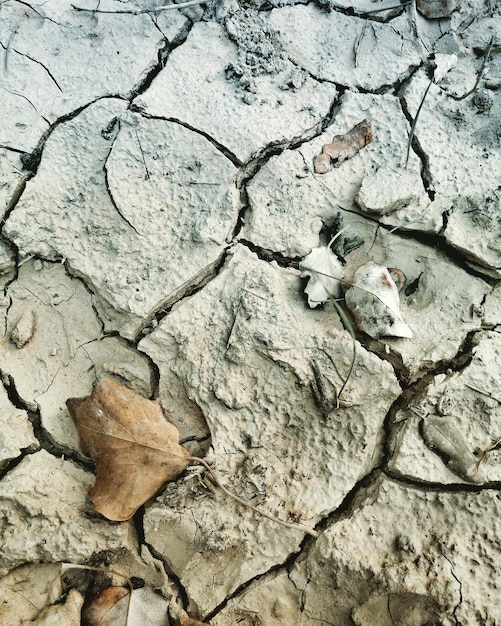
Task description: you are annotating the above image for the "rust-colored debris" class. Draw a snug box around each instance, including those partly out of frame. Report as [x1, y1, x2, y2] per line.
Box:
[314, 119, 374, 173]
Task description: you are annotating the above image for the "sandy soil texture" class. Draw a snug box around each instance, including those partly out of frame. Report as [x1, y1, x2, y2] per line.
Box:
[0, 0, 500, 623]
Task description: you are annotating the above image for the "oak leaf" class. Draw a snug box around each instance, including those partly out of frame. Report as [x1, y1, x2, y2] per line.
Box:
[67, 378, 191, 521]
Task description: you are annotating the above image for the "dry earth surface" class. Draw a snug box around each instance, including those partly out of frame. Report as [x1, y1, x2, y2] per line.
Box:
[0, 0, 500, 624]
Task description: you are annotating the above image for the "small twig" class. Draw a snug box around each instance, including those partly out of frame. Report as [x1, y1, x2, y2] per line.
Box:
[189, 456, 319, 538]
[466, 383, 501, 405]
[476, 437, 501, 460]
[324, 299, 356, 404]
[226, 296, 242, 350]
[71, 0, 207, 15]
[451, 35, 494, 101]
[405, 76, 433, 168]
[134, 129, 150, 180]
[3, 20, 19, 75]
[388, 216, 427, 233]
[353, 22, 369, 68]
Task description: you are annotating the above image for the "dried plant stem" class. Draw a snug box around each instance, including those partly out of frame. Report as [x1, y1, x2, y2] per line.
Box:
[452, 35, 494, 101]
[72, 0, 206, 15]
[466, 383, 501, 405]
[3, 21, 19, 74]
[325, 299, 356, 404]
[405, 76, 432, 168]
[189, 456, 319, 538]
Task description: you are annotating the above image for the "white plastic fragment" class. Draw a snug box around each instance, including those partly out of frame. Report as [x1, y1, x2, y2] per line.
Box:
[344, 262, 413, 339]
[300, 244, 344, 307]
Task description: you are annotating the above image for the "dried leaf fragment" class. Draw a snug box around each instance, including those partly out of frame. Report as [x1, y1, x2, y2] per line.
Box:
[83, 585, 170, 626]
[83, 586, 129, 626]
[67, 378, 191, 521]
[68, 379, 318, 536]
[32, 588, 83, 626]
[420, 415, 485, 483]
[344, 262, 413, 339]
[314, 120, 374, 173]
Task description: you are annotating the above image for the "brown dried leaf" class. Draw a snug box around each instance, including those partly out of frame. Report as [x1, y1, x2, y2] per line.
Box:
[314, 120, 373, 173]
[67, 378, 191, 521]
[82, 585, 170, 626]
[83, 586, 129, 626]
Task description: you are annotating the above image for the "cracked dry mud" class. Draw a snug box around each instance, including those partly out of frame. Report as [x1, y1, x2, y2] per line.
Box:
[0, 0, 500, 624]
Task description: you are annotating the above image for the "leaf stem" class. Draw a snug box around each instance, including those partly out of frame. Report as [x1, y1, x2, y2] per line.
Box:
[189, 457, 319, 538]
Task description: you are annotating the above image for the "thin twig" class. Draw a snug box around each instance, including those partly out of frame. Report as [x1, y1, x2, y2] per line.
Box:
[189, 456, 319, 538]
[405, 76, 432, 168]
[324, 299, 356, 404]
[466, 383, 501, 405]
[353, 22, 369, 68]
[388, 216, 426, 233]
[3, 21, 19, 75]
[452, 35, 494, 101]
[71, 0, 206, 15]
[135, 129, 150, 180]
